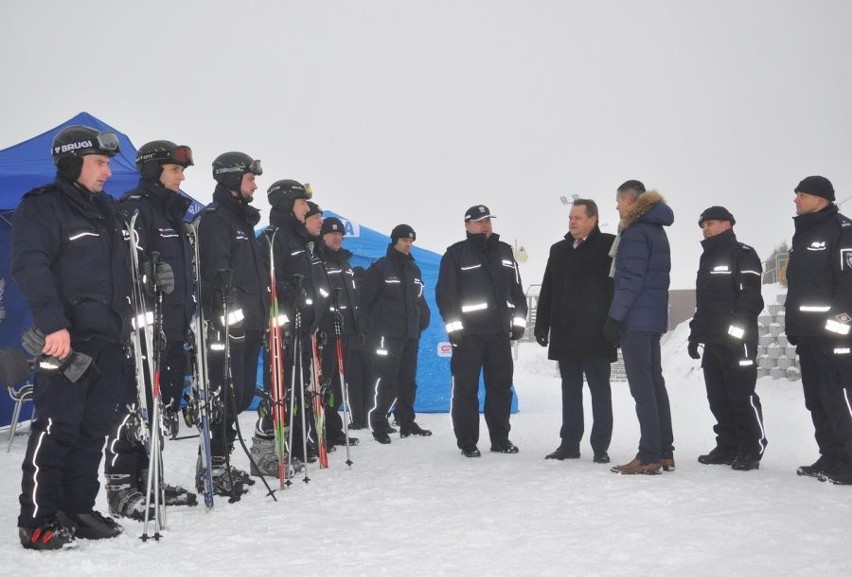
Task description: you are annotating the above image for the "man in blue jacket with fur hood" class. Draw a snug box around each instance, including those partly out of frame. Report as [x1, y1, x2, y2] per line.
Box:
[603, 180, 675, 475]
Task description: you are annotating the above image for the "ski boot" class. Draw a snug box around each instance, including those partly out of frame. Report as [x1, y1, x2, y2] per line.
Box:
[197, 455, 249, 499]
[138, 469, 198, 507]
[19, 518, 77, 550]
[57, 510, 123, 540]
[107, 473, 153, 521]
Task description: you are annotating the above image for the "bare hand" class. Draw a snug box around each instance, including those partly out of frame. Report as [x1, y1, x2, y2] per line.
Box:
[43, 329, 71, 360]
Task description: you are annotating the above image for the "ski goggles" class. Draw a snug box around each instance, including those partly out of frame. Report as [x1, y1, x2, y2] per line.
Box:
[95, 132, 120, 154]
[137, 145, 194, 167]
[167, 145, 194, 166]
[214, 159, 262, 176]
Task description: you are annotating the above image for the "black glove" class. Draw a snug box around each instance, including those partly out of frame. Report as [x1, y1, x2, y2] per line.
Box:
[687, 340, 701, 360]
[602, 318, 622, 343]
[21, 327, 94, 383]
[510, 327, 525, 341]
[352, 332, 367, 351]
[786, 335, 799, 346]
[448, 332, 462, 346]
[535, 333, 548, 348]
[141, 259, 175, 296]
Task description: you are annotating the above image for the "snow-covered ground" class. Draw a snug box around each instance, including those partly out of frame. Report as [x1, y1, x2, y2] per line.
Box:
[1, 334, 849, 576]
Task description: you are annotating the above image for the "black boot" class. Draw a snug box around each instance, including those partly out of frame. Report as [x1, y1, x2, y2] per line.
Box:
[400, 422, 432, 438]
[19, 518, 77, 550]
[57, 510, 123, 540]
[107, 473, 152, 521]
[697, 447, 736, 465]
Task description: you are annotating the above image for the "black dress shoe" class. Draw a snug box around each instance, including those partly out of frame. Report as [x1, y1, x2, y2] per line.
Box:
[400, 422, 433, 437]
[545, 446, 580, 460]
[372, 432, 391, 444]
[593, 451, 611, 464]
[490, 440, 519, 454]
[461, 444, 481, 458]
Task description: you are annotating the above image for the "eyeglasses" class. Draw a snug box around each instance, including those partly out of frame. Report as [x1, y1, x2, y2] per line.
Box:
[96, 132, 120, 153]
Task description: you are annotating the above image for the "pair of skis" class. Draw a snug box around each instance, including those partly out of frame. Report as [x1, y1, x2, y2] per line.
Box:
[126, 210, 166, 540]
[184, 221, 216, 510]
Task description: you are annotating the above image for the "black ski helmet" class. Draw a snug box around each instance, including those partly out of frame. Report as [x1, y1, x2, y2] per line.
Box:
[267, 179, 311, 212]
[136, 140, 194, 181]
[212, 151, 262, 191]
[52, 125, 120, 181]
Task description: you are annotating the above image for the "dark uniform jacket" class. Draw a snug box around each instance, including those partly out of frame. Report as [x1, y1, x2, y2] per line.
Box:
[195, 184, 267, 332]
[266, 208, 329, 333]
[689, 229, 764, 346]
[11, 177, 132, 345]
[609, 191, 673, 334]
[361, 245, 430, 341]
[120, 180, 194, 339]
[317, 245, 362, 338]
[535, 227, 616, 359]
[436, 232, 527, 337]
[785, 205, 852, 347]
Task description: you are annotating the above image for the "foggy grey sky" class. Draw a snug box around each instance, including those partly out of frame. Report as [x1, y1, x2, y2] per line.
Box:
[2, 1, 852, 289]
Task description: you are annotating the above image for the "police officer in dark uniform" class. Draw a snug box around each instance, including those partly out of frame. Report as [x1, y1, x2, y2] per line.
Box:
[362, 224, 432, 444]
[12, 125, 128, 549]
[687, 206, 767, 471]
[317, 217, 364, 446]
[103, 141, 197, 519]
[785, 176, 852, 485]
[253, 180, 330, 468]
[436, 205, 527, 457]
[194, 151, 267, 497]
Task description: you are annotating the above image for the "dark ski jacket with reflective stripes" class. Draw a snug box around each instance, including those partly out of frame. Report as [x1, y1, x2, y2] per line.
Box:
[11, 177, 132, 345]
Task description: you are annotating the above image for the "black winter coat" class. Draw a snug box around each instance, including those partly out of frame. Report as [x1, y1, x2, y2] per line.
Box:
[534, 228, 616, 359]
[11, 177, 132, 345]
[436, 232, 527, 336]
[119, 180, 194, 339]
[689, 229, 763, 346]
[361, 246, 430, 341]
[266, 208, 330, 332]
[318, 245, 362, 338]
[785, 205, 852, 340]
[195, 185, 267, 332]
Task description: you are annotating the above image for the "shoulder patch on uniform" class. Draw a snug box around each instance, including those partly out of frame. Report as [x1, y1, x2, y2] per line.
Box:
[836, 213, 852, 227]
[23, 185, 57, 198]
[737, 242, 754, 252]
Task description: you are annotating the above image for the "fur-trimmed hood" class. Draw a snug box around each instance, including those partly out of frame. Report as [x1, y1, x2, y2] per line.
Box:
[620, 190, 674, 230]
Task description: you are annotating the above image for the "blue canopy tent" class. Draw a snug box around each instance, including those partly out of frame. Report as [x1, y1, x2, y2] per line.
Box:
[0, 112, 205, 428]
[323, 211, 519, 413]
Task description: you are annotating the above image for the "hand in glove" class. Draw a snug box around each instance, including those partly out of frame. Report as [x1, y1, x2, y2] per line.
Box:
[786, 335, 799, 346]
[352, 332, 368, 352]
[448, 331, 462, 347]
[602, 318, 622, 343]
[141, 259, 175, 296]
[535, 333, 548, 348]
[687, 340, 701, 360]
[510, 326, 525, 341]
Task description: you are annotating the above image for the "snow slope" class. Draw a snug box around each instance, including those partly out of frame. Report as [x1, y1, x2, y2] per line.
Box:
[0, 337, 848, 577]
